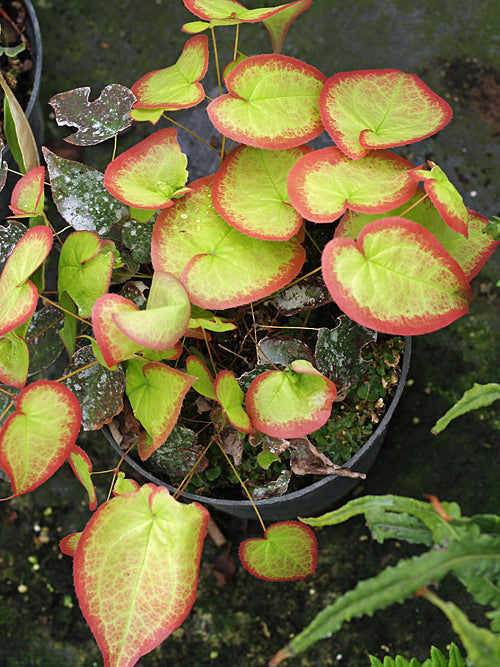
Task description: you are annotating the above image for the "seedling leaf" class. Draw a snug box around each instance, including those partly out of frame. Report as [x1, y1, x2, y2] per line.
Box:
[113, 471, 140, 495]
[49, 85, 136, 145]
[8, 166, 45, 217]
[74, 484, 209, 667]
[239, 520, 317, 581]
[320, 69, 452, 159]
[67, 444, 97, 511]
[186, 355, 216, 399]
[214, 370, 252, 433]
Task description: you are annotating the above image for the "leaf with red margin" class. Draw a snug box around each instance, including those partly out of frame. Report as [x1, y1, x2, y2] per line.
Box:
[335, 190, 499, 281]
[92, 294, 143, 367]
[49, 85, 136, 146]
[213, 144, 312, 240]
[207, 55, 326, 150]
[319, 69, 452, 160]
[113, 471, 140, 495]
[410, 161, 469, 237]
[9, 166, 45, 217]
[214, 370, 252, 433]
[132, 35, 208, 110]
[0, 332, 29, 389]
[113, 271, 191, 351]
[125, 359, 196, 460]
[262, 0, 311, 54]
[287, 147, 417, 223]
[67, 444, 97, 511]
[74, 484, 209, 667]
[186, 355, 216, 399]
[246, 360, 337, 438]
[239, 520, 317, 581]
[103, 128, 190, 210]
[323, 217, 472, 335]
[0, 226, 53, 337]
[0, 381, 81, 496]
[151, 175, 305, 309]
[60, 532, 81, 557]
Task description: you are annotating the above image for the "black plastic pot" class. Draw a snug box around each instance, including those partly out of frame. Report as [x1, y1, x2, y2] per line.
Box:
[0, 0, 43, 218]
[104, 337, 411, 521]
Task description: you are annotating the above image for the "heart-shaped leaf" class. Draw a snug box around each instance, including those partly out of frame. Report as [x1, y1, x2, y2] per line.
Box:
[323, 217, 472, 335]
[58, 231, 114, 318]
[287, 147, 417, 222]
[113, 471, 140, 495]
[63, 345, 126, 431]
[214, 370, 252, 433]
[49, 85, 136, 145]
[112, 271, 191, 351]
[213, 144, 311, 240]
[207, 55, 326, 149]
[103, 128, 189, 209]
[186, 354, 216, 399]
[246, 359, 337, 438]
[239, 520, 317, 581]
[0, 225, 53, 337]
[126, 359, 196, 459]
[0, 332, 29, 389]
[0, 381, 81, 496]
[74, 484, 209, 667]
[132, 35, 208, 110]
[152, 175, 305, 309]
[43, 147, 127, 235]
[92, 293, 143, 367]
[67, 444, 97, 511]
[8, 166, 45, 217]
[410, 161, 469, 237]
[319, 69, 452, 159]
[335, 190, 499, 281]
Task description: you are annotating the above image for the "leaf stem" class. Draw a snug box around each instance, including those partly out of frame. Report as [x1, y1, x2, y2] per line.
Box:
[39, 294, 90, 326]
[56, 359, 99, 383]
[163, 114, 220, 155]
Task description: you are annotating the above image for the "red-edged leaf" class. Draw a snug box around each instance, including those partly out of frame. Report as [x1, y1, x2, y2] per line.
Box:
[67, 444, 97, 511]
[239, 520, 317, 581]
[0, 381, 81, 496]
[126, 359, 196, 460]
[0, 332, 29, 389]
[0, 226, 53, 337]
[74, 484, 209, 667]
[323, 217, 472, 335]
[92, 293, 143, 367]
[214, 370, 252, 433]
[213, 144, 312, 240]
[151, 175, 305, 309]
[246, 360, 337, 438]
[49, 85, 136, 146]
[287, 147, 417, 222]
[103, 128, 189, 209]
[9, 166, 45, 217]
[186, 354, 216, 399]
[262, 0, 311, 54]
[113, 471, 140, 495]
[335, 190, 499, 281]
[60, 532, 82, 557]
[410, 161, 469, 237]
[132, 35, 208, 110]
[207, 55, 326, 149]
[320, 69, 453, 159]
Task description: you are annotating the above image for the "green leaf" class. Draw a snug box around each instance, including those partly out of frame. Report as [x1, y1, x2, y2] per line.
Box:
[43, 147, 127, 235]
[322, 217, 472, 335]
[58, 231, 114, 318]
[49, 85, 136, 146]
[152, 175, 305, 309]
[8, 166, 45, 217]
[207, 54, 326, 149]
[287, 147, 417, 223]
[125, 358, 196, 459]
[432, 383, 500, 434]
[112, 471, 140, 495]
[186, 354, 216, 399]
[92, 293, 143, 367]
[132, 35, 208, 110]
[410, 161, 469, 237]
[0, 332, 29, 389]
[239, 520, 317, 581]
[257, 450, 281, 469]
[214, 370, 252, 433]
[67, 444, 97, 511]
[62, 345, 126, 431]
[0, 71, 39, 173]
[0, 381, 81, 496]
[319, 69, 452, 159]
[74, 484, 209, 667]
[213, 144, 311, 240]
[103, 128, 189, 209]
[369, 644, 466, 667]
[246, 360, 337, 438]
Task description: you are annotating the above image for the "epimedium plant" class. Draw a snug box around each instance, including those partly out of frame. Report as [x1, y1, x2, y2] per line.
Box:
[0, 0, 498, 664]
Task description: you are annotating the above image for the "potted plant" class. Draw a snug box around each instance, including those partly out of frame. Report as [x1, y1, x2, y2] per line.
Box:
[0, 0, 498, 664]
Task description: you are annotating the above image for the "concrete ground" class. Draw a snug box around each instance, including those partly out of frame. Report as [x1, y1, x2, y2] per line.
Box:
[0, 1, 499, 665]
